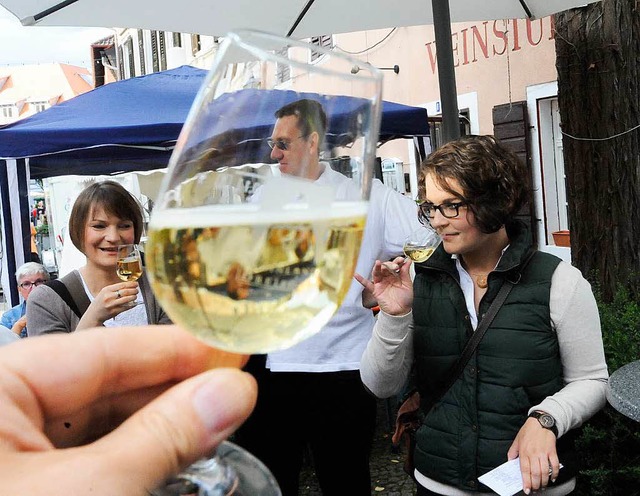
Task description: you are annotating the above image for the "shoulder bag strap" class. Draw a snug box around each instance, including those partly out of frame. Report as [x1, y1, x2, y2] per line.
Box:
[421, 248, 537, 415]
[47, 279, 83, 319]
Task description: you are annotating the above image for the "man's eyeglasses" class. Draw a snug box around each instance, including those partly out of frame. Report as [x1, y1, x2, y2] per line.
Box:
[416, 200, 467, 220]
[19, 279, 46, 290]
[267, 135, 308, 151]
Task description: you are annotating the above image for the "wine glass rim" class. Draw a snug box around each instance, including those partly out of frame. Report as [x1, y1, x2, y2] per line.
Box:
[226, 29, 383, 83]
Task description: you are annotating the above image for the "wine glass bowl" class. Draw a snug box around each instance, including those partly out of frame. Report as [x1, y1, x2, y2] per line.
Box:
[116, 244, 143, 282]
[403, 227, 442, 263]
[146, 29, 382, 355]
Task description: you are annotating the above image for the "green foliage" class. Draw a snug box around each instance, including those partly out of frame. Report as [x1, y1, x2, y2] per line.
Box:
[574, 285, 640, 495]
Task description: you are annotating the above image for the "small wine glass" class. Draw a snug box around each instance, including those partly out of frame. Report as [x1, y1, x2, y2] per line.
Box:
[116, 244, 143, 282]
[146, 29, 382, 495]
[403, 226, 442, 263]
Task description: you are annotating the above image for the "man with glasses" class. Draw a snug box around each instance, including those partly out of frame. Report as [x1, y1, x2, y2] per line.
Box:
[237, 99, 422, 495]
[1, 262, 49, 338]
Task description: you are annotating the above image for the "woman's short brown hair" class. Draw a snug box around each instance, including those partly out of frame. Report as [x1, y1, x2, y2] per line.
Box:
[417, 135, 530, 233]
[69, 180, 144, 253]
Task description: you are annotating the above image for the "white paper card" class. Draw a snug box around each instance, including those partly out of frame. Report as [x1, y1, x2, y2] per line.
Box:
[478, 459, 524, 496]
[478, 459, 562, 496]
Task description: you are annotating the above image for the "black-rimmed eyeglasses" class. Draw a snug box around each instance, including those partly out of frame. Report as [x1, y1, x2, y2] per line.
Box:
[266, 135, 308, 151]
[416, 200, 467, 220]
[19, 279, 46, 290]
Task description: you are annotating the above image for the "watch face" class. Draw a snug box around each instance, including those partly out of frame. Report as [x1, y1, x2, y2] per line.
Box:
[539, 414, 555, 428]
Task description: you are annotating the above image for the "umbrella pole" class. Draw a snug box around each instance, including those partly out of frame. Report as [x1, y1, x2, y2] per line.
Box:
[431, 0, 461, 144]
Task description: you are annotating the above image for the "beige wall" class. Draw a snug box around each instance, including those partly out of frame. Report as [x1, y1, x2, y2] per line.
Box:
[333, 17, 558, 166]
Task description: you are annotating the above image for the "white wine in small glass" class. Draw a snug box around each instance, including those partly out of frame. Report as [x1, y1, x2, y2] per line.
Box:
[146, 29, 382, 495]
[403, 227, 442, 263]
[116, 244, 143, 282]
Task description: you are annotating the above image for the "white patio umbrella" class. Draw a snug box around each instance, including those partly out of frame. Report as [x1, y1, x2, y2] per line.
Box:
[0, 0, 600, 141]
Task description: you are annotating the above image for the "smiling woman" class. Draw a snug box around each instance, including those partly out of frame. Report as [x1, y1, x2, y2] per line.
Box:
[26, 181, 171, 336]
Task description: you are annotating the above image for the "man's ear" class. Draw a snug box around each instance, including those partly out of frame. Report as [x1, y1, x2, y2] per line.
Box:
[308, 131, 320, 154]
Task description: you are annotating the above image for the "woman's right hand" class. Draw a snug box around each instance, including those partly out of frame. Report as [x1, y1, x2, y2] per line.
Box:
[354, 256, 414, 316]
[80, 282, 140, 328]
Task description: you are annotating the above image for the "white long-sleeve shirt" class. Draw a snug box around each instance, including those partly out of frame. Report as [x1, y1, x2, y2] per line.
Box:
[360, 260, 609, 496]
[266, 164, 422, 372]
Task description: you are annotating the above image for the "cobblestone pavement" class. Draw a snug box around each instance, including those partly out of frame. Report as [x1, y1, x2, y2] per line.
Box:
[299, 399, 416, 496]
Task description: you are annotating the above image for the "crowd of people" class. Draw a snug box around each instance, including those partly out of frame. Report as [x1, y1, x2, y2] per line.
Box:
[0, 99, 608, 496]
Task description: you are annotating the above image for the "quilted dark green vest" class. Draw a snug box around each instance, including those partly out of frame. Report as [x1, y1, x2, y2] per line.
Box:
[411, 223, 569, 492]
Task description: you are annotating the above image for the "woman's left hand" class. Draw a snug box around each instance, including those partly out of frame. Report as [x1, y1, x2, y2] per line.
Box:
[507, 417, 560, 494]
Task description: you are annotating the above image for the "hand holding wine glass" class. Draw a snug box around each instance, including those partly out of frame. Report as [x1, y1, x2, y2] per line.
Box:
[403, 226, 441, 263]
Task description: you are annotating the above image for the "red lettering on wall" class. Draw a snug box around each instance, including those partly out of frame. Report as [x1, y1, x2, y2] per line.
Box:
[526, 19, 543, 46]
[492, 20, 508, 56]
[471, 22, 489, 62]
[460, 28, 469, 65]
[511, 18, 522, 51]
[451, 32, 460, 67]
[425, 42, 437, 73]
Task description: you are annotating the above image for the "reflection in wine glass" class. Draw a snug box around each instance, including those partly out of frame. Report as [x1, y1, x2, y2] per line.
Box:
[145, 30, 382, 495]
[116, 244, 143, 281]
[403, 226, 442, 263]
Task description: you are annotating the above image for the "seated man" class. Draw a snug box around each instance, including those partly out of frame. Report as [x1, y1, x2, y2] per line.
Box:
[1, 262, 49, 337]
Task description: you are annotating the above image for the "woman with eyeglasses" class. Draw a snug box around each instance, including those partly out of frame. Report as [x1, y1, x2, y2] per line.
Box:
[0, 262, 49, 338]
[26, 181, 170, 336]
[357, 135, 608, 495]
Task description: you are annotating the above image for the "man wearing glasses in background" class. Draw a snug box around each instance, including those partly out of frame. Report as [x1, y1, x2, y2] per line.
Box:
[235, 99, 422, 495]
[1, 262, 49, 338]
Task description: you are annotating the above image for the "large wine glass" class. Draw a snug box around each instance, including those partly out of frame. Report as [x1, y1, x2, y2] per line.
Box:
[146, 29, 382, 495]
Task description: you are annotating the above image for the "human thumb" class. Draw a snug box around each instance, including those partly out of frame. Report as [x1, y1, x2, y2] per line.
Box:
[93, 368, 257, 494]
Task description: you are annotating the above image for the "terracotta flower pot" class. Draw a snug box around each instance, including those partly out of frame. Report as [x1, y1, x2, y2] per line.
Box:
[552, 230, 571, 247]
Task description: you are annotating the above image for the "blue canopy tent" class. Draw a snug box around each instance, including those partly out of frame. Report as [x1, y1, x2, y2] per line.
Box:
[0, 65, 429, 305]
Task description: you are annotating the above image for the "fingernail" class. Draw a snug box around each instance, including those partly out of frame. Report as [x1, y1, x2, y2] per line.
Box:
[192, 369, 255, 434]
[551, 479, 556, 483]
[524, 490, 530, 495]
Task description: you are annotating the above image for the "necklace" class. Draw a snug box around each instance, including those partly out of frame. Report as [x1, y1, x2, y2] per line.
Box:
[470, 273, 489, 288]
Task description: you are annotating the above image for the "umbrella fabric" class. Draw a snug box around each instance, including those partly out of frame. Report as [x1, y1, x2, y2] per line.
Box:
[0, 0, 599, 38]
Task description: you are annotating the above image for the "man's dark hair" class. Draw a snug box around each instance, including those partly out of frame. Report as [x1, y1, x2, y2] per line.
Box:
[274, 99, 327, 146]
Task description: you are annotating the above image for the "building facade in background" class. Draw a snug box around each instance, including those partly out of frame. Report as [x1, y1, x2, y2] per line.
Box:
[0, 63, 93, 125]
[106, 18, 569, 258]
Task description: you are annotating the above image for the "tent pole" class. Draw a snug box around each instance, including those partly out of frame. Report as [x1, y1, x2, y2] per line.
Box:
[431, 0, 460, 144]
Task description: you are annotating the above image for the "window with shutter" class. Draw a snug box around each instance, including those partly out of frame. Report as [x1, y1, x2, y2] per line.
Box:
[117, 46, 125, 80]
[151, 30, 159, 72]
[125, 37, 135, 78]
[172, 32, 182, 48]
[1, 104, 15, 118]
[275, 47, 291, 84]
[137, 29, 146, 75]
[191, 34, 201, 56]
[310, 35, 332, 62]
[159, 31, 167, 71]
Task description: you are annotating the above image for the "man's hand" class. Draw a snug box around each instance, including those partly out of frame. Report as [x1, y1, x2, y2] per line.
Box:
[11, 315, 27, 335]
[0, 325, 255, 495]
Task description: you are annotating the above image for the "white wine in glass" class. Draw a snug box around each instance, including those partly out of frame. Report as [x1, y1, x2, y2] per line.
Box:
[116, 244, 143, 281]
[146, 30, 382, 495]
[403, 226, 442, 263]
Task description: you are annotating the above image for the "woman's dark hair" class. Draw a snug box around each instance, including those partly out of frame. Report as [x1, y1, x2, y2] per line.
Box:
[69, 180, 144, 253]
[417, 135, 531, 233]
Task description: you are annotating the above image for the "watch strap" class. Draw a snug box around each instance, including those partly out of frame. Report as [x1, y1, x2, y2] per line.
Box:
[529, 411, 558, 437]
